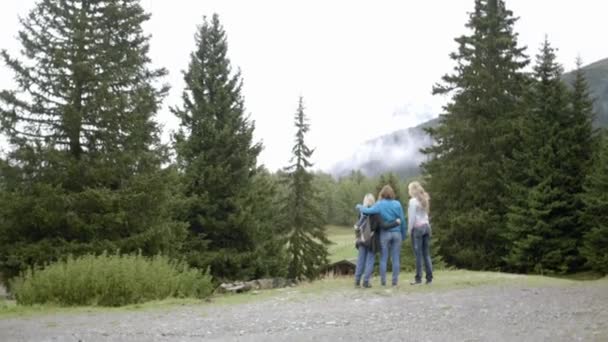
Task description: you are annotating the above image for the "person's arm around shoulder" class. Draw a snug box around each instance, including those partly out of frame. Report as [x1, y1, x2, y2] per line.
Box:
[356, 201, 382, 215]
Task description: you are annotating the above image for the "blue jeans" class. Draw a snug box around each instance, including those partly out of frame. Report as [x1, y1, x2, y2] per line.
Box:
[354, 245, 375, 285]
[412, 224, 433, 283]
[380, 230, 402, 286]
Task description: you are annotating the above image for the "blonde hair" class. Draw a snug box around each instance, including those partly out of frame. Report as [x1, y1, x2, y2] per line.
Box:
[408, 181, 430, 213]
[378, 185, 395, 200]
[363, 193, 375, 207]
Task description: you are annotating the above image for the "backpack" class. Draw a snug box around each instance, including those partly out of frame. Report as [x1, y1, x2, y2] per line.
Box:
[358, 216, 374, 247]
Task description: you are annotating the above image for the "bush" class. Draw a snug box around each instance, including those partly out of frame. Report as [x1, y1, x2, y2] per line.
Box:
[10, 252, 213, 306]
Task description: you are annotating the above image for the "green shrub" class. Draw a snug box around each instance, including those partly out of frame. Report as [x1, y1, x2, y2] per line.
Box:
[10, 252, 213, 306]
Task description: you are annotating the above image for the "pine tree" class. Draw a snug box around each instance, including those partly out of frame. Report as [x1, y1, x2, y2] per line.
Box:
[573, 59, 605, 274]
[563, 57, 597, 270]
[246, 168, 290, 278]
[581, 133, 608, 274]
[282, 97, 330, 280]
[0, 0, 186, 280]
[172, 14, 281, 280]
[570, 58, 596, 165]
[422, 0, 529, 269]
[504, 38, 570, 273]
[505, 41, 596, 273]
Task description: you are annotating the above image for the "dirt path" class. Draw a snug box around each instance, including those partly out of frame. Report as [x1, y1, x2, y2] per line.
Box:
[1, 280, 607, 341]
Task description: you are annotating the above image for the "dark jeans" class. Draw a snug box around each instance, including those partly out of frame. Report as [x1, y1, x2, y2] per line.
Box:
[412, 224, 433, 283]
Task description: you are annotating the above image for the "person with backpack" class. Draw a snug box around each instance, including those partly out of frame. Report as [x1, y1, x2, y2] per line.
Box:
[407, 181, 433, 285]
[357, 185, 407, 287]
[354, 193, 400, 288]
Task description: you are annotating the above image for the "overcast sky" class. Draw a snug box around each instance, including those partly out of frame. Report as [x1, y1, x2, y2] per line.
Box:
[1, 1, 606, 172]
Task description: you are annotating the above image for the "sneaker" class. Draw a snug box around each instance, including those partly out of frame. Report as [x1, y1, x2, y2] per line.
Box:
[425, 280, 432, 285]
[362, 283, 372, 288]
[410, 281, 422, 286]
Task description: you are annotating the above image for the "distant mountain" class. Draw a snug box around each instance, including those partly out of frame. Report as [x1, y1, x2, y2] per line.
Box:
[329, 121, 433, 178]
[562, 57, 608, 128]
[329, 58, 608, 178]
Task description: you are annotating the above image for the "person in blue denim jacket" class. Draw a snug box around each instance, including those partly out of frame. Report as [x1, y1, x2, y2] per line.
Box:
[356, 185, 407, 286]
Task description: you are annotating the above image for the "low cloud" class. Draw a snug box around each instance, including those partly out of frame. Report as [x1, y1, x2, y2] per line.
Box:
[330, 124, 434, 178]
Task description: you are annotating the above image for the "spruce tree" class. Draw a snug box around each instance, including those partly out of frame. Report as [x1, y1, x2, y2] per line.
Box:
[504, 39, 570, 273]
[422, 0, 529, 269]
[570, 58, 596, 166]
[581, 133, 608, 274]
[564, 58, 597, 270]
[0, 0, 185, 276]
[282, 97, 330, 280]
[172, 14, 281, 280]
[0, 0, 186, 280]
[505, 41, 596, 273]
[573, 58, 605, 274]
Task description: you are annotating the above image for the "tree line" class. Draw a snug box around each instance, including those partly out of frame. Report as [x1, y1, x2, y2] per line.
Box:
[0, 1, 411, 285]
[0, 1, 340, 284]
[0, 0, 606, 288]
[423, 0, 607, 275]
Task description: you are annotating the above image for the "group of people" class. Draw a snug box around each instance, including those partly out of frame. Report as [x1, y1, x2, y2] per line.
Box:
[353, 181, 433, 288]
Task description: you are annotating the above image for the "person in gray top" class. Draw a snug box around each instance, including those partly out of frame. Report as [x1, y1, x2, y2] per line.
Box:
[408, 181, 433, 285]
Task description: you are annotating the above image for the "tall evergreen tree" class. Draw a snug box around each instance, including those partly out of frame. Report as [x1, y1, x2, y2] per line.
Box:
[422, 0, 529, 269]
[572, 58, 605, 274]
[504, 39, 570, 273]
[172, 14, 282, 280]
[570, 58, 596, 165]
[563, 57, 597, 270]
[505, 41, 596, 273]
[581, 133, 608, 274]
[282, 97, 330, 280]
[0, 0, 186, 280]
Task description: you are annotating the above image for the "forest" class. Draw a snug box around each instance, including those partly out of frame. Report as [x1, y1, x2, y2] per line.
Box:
[0, 0, 606, 300]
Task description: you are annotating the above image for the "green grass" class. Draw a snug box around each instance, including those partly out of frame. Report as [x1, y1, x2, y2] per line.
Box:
[2, 270, 606, 319]
[10, 253, 214, 307]
[549, 271, 606, 281]
[209, 270, 606, 307]
[326, 225, 358, 262]
[2, 225, 605, 318]
[0, 286, 284, 318]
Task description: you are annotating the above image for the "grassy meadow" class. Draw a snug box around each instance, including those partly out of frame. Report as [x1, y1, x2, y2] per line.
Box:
[1, 224, 604, 318]
[326, 225, 358, 262]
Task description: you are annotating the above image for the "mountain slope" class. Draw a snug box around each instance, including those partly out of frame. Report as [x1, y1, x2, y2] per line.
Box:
[562, 57, 608, 127]
[329, 58, 608, 178]
[329, 121, 433, 178]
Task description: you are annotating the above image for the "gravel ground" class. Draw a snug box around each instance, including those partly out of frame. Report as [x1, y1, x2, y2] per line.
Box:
[1, 281, 607, 342]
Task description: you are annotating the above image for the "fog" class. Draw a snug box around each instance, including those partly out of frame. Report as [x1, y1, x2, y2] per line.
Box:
[330, 124, 434, 178]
